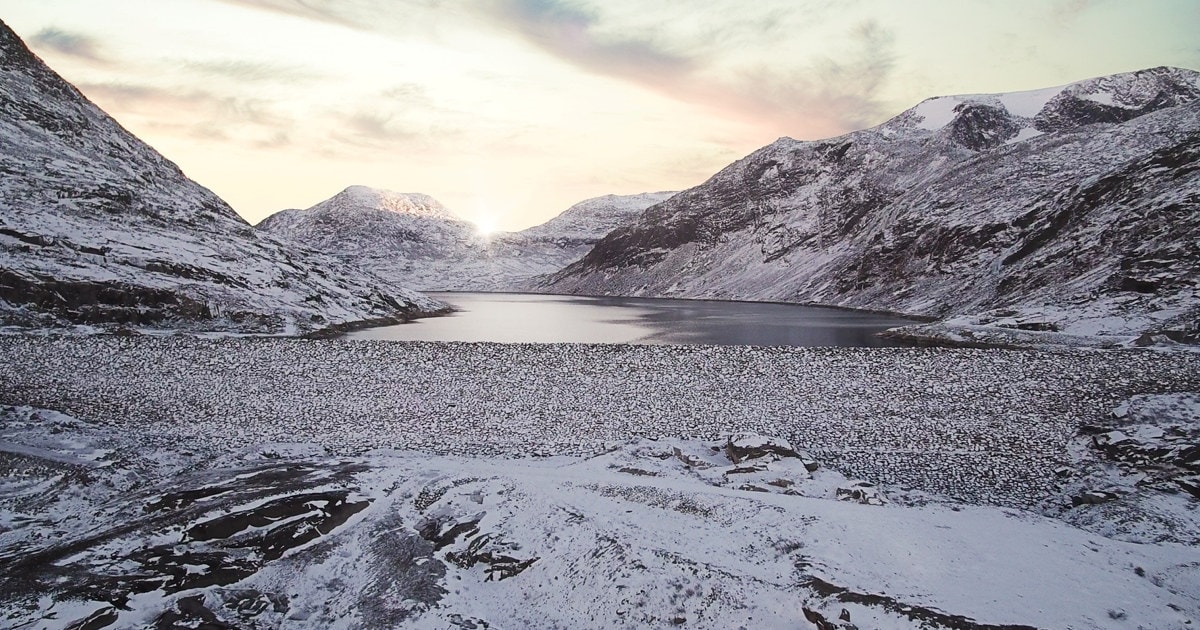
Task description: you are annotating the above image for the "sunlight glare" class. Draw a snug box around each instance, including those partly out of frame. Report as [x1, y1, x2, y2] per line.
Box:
[473, 215, 498, 238]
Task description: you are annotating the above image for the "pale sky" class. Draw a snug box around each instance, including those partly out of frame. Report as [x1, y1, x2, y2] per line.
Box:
[2, 0, 1197, 231]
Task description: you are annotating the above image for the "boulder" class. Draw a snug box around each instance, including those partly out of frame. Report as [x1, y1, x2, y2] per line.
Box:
[835, 481, 886, 506]
[724, 433, 800, 464]
[1071, 490, 1119, 506]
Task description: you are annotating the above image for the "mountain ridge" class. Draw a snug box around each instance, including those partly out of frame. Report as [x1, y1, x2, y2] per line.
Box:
[539, 66, 1200, 346]
[0, 20, 444, 334]
[256, 188, 676, 291]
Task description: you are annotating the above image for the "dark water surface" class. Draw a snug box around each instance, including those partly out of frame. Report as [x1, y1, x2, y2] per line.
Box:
[346, 293, 917, 347]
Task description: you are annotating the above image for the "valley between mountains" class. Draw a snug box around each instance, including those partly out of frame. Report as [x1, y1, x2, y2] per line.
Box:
[1, 16, 1199, 630]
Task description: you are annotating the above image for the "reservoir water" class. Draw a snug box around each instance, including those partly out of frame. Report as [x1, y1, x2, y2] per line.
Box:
[346, 293, 917, 347]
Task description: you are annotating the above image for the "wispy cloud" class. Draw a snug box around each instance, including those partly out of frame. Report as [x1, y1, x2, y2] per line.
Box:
[801, 19, 897, 130]
[341, 111, 421, 142]
[488, 0, 698, 83]
[210, 0, 360, 27]
[478, 1, 896, 136]
[77, 81, 295, 145]
[1050, 0, 1101, 27]
[30, 27, 105, 62]
[201, 0, 895, 136]
[184, 59, 322, 83]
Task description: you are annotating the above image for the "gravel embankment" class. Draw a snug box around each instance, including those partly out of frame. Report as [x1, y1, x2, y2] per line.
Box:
[2, 337, 1197, 507]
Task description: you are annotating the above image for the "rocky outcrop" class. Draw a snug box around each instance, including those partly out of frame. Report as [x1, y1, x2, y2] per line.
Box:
[724, 433, 803, 463]
[1084, 394, 1200, 499]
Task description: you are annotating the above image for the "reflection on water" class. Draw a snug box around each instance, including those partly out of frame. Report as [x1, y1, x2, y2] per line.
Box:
[347, 293, 916, 347]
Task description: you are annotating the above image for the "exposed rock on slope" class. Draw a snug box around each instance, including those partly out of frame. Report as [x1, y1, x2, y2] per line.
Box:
[541, 67, 1200, 345]
[0, 21, 443, 334]
[257, 188, 674, 291]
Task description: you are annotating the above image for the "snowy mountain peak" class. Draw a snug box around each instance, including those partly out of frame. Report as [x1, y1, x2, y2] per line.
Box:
[323, 185, 455, 220]
[888, 66, 1200, 147]
[256, 187, 471, 260]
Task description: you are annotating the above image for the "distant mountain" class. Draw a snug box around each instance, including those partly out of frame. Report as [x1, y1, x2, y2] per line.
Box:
[257, 189, 675, 291]
[258, 186, 480, 260]
[519, 191, 677, 243]
[0, 20, 444, 334]
[540, 67, 1200, 346]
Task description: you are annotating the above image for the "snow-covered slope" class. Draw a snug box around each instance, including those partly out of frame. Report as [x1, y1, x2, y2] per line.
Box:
[0, 21, 444, 335]
[541, 67, 1200, 346]
[257, 186, 475, 260]
[257, 189, 675, 291]
[519, 191, 676, 243]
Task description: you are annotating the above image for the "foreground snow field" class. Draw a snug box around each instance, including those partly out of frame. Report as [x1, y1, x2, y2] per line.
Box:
[1, 339, 1199, 628]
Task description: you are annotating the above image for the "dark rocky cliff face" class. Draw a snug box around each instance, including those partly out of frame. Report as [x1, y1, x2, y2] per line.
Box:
[0, 21, 441, 333]
[541, 67, 1200, 341]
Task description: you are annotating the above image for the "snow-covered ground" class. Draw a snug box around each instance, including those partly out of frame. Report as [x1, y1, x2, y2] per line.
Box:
[2, 338, 1199, 628]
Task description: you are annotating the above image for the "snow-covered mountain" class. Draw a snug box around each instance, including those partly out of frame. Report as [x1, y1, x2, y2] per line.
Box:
[0, 21, 444, 335]
[257, 186, 476, 259]
[518, 191, 676, 243]
[540, 67, 1200, 346]
[257, 188, 675, 291]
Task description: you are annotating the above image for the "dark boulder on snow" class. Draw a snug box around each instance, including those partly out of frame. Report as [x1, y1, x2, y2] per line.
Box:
[1071, 490, 1119, 506]
[725, 433, 802, 464]
[836, 481, 887, 505]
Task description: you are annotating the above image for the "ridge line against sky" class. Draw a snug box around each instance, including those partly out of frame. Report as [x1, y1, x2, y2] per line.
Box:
[2, 0, 1198, 231]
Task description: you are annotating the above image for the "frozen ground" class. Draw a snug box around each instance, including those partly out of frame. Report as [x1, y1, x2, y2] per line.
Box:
[1, 338, 1199, 629]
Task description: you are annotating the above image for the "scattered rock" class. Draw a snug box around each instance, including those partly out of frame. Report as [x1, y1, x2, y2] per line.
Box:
[725, 464, 769, 475]
[445, 533, 538, 582]
[448, 613, 490, 629]
[417, 513, 484, 551]
[673, 447, 711, 469]
[1071, 490, 1119, 507]
[802, 606, 857, 629]
[617, 466, 659, 477]
[836, 481, 887, 506]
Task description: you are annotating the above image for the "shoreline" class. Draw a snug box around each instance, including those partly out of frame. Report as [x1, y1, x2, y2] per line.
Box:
[461, 287, 941, 322]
